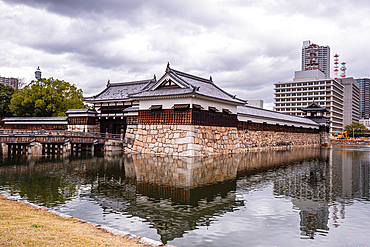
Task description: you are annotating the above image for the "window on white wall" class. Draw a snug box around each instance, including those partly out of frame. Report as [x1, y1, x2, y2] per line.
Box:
[173, 104, 190, 113]
[209, 106, 218, 113]
[222, 109, 232, 115]
[150, 105, 162, 113]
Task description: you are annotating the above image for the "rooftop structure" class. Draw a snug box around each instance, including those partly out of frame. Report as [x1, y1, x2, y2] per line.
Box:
[334, 54, 340, 79]
[340, 62, 347, 78]
[301, 102, 330, 128]
[35, 66, 42, 79]
[246, 99, 263, 109]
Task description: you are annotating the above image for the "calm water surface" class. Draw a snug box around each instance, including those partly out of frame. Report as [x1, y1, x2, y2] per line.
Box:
[0, 145, 369, 246]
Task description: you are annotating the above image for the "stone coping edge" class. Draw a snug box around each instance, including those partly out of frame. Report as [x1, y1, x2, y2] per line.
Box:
[1, 193, 170, 247]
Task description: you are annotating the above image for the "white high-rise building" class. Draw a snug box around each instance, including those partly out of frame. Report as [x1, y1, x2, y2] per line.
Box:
[302, 40, 331, 78]
[274, 70, 344, 133]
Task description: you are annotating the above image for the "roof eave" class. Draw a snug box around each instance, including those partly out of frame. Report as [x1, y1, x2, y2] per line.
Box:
[83, 98, 133, 104]
[130, 92, 245, 106]
[237, 112, 319, 126]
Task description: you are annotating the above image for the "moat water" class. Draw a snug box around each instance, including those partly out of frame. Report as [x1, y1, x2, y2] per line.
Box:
[0, 145, 369, 246]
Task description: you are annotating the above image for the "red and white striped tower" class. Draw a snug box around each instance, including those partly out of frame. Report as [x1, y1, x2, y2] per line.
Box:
[305, 43, 319, 71]
[333, 54, 339, 79]
[340, 62, 347, 78]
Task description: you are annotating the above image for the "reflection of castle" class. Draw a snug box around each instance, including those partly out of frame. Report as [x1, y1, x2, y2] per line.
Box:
[92, 155, 242, 243]
[87, 149, 328, 243]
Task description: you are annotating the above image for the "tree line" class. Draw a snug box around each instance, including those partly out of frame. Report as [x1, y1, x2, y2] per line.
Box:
[344, 122, 370, 138]
[0, 77, 85, 119]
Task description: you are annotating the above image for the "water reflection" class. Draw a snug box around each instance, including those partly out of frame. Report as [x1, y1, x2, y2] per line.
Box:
[0, 146, 369, 245]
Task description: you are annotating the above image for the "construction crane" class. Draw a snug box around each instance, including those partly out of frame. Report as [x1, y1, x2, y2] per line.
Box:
[333, 131, 347, 139]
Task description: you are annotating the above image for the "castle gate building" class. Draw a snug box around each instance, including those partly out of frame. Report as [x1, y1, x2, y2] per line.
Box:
[84, 64, 324, 156]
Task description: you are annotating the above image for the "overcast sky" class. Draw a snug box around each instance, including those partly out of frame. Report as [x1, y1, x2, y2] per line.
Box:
[1, 0, 370, 109]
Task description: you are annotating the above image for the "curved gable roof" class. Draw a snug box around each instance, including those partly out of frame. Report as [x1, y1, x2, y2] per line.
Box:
[130, 65, 246, 105]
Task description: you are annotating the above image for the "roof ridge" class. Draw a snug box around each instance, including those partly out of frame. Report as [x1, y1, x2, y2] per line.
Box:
[171, 68, 212, 84]
[140, 78, 157, 91]
[110, 79, 152, 86]
[168, 71, 192, 88]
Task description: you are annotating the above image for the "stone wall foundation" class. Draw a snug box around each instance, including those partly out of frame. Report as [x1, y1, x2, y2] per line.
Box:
[124, 124, 323, 157]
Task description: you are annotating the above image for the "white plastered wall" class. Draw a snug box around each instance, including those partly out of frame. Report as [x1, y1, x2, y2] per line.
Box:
[139, 96, 238, 114]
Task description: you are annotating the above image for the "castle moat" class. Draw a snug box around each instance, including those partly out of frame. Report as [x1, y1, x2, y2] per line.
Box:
[0, 145, 369, 246]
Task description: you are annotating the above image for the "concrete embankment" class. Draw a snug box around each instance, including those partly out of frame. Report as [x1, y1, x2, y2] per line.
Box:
[330, 139, 370, 145]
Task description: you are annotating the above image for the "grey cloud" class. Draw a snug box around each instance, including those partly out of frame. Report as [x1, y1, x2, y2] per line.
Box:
[3, 0, 370, 109]
[2, 0, 231, 28]
[3, 0, 145, 19]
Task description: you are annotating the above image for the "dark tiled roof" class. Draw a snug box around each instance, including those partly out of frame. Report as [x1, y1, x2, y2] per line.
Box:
[123, 106, 139, 112]
[237, 106, 319, 126]
[83, 65, 245, 105]
[301, 102, 329, 112]
[84, 79, 156, 101]
[310, 117, 330, 124]
[130, 67, 246, 105]
[65, 109, 97, 114]
[2, 117, 68, 122]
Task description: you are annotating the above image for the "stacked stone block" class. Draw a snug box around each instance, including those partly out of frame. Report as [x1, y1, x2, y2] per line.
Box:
[124, 124, 322, 157]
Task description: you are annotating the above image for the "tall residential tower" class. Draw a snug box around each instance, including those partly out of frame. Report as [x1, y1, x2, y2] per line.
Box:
[302, 40, 331, 78]
[357, 78, 370, 119]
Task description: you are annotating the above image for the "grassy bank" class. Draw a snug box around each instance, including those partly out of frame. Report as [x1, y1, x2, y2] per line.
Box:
[0, 195, 154, 246]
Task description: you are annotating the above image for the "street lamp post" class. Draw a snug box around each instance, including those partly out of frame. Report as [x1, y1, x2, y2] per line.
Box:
[353, 128, 359, 138]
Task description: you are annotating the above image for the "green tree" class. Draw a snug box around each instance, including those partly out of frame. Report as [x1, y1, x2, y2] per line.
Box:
[9, 78, 84, 117]
[0, 83, 15, 118]
[344, 122, 370, 138]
